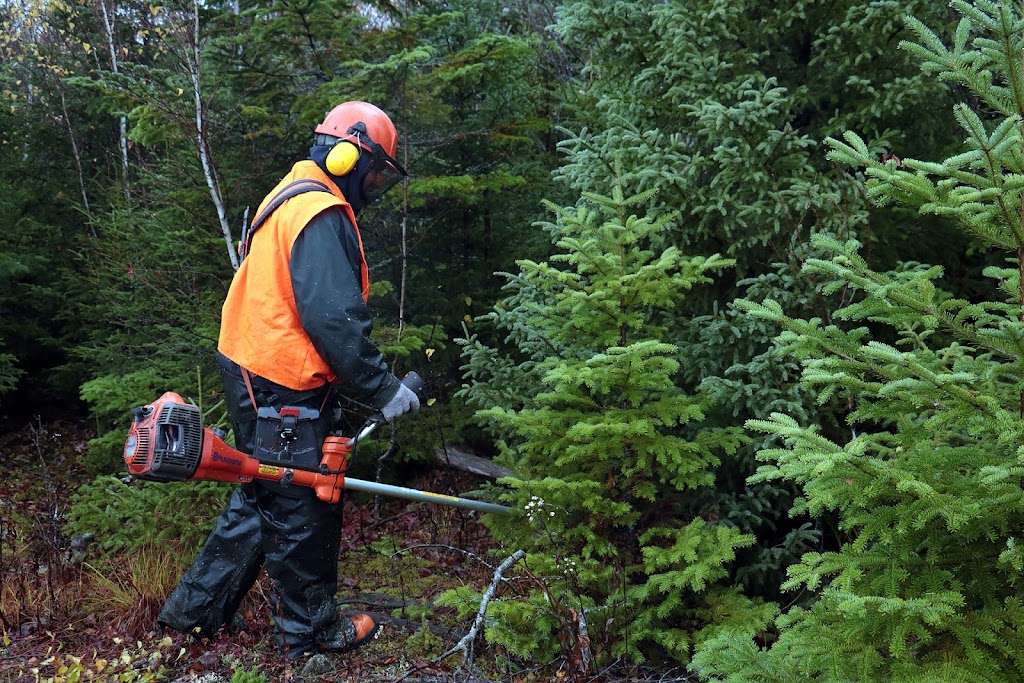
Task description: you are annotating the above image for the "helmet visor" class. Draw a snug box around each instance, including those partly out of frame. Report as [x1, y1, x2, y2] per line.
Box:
[361, 146, 407, 203]
[344, 123, 408, 203]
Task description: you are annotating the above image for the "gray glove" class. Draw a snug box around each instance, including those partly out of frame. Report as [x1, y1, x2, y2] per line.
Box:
[379, 382, 420, 424]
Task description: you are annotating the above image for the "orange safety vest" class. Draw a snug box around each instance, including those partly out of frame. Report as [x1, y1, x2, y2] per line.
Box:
[219, 160, 370, 390]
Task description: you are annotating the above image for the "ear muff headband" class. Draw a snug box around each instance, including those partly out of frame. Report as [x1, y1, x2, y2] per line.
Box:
[325, 141, 360, 176]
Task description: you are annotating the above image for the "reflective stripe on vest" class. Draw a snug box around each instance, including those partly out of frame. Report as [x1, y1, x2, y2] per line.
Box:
[218, 161, 369, 390]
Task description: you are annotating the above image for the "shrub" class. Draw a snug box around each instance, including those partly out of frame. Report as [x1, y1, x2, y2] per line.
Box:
[458, 184, 769, 666]
[67, 476, 230, 557]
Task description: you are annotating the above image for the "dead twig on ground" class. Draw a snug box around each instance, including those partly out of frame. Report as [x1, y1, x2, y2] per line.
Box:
[434, 549, 525, 670]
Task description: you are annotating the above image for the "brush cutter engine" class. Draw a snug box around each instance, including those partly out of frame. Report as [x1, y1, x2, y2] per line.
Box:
[124, 393, 205, 483]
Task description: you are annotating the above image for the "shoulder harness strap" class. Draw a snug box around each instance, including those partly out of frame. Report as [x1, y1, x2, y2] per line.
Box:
[240, 179, 333, 260]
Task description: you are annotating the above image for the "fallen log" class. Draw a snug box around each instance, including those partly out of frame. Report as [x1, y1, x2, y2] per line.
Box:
[432, 445, 516, 480]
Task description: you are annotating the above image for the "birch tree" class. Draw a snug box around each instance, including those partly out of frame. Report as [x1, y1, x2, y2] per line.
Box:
[82, 0, 240, 268]
[89, 0, 130, 193]
[157, 0, 237, 269]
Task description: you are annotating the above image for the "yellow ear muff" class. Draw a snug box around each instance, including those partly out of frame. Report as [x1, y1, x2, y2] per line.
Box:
[325, 141, 360, 176]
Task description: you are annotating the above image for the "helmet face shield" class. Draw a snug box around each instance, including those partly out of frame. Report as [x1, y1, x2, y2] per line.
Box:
[349, 124, 407, 203]
[362, 155, 406, 203]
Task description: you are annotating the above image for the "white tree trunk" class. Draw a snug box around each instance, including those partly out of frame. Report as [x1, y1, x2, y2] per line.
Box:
[57, 83, 94, 229]
[188, 0, 239, 270]
[97, 0, 129, 193]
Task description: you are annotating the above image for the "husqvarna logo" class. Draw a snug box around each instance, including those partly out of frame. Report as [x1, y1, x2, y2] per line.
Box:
[213, 452, 244, 467]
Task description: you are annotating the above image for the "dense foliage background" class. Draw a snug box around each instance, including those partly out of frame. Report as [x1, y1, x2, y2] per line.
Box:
[4, 0, 1024, 680]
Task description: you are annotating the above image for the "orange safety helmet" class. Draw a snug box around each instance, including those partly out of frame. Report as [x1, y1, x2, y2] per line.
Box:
[314, 101, 407, 203]
[315, 101, 399, 158]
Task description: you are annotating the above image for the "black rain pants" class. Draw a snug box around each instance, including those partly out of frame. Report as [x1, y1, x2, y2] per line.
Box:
[157, 353, 343, 659]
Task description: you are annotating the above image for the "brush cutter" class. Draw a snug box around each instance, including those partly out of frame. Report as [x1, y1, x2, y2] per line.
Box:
[122, 373, 510, 515]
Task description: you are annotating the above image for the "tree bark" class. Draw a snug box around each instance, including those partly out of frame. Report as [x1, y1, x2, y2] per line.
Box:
[186, 0, 239, 270]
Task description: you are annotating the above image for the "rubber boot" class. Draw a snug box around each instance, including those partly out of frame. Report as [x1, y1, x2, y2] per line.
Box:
[318, 613, 378, 652]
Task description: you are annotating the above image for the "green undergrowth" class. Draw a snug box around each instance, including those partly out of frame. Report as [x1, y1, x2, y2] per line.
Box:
[336, 536, 467, 623]
[66, 477, 231, 560]
[0, 416, 531, 680]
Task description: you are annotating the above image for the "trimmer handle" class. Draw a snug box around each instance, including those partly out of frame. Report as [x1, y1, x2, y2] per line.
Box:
[401, 371, 424, 397]
[351, 371, 425, 445]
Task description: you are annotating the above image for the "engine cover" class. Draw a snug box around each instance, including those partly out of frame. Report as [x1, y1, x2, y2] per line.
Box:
[124, 392, 204, 482]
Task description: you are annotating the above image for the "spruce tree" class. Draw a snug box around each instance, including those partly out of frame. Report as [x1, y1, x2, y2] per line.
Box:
[694, 1, 1024, 680]
[455, 179, 769, 666]
[0, 0, 118, 412]
[550, 0, 962, 598]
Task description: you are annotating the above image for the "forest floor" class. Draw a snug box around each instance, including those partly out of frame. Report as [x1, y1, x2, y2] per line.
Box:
[0, 416, 623, 683]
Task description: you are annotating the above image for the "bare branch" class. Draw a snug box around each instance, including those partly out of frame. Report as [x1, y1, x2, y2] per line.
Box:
[436, 549, 526, 667]
[185, 0, 238, 270]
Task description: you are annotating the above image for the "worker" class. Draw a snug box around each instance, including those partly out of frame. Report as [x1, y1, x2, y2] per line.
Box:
[156, 101, 420, 660]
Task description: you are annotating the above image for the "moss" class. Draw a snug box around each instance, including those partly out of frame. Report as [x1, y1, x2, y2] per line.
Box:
[337, 541, 462, 607]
